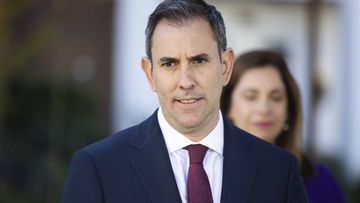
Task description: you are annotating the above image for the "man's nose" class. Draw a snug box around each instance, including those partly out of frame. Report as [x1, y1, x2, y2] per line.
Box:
[178, 65, 195, 90]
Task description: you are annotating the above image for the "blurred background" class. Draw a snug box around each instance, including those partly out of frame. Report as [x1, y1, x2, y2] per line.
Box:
[0, 0, 359, 202]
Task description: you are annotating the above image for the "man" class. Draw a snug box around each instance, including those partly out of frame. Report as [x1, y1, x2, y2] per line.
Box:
[61, 0, 308, 202]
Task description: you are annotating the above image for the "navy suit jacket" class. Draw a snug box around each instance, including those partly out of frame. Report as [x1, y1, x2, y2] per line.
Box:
[61, 110, 308, 203]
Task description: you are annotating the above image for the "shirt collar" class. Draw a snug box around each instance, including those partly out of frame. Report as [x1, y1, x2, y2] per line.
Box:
[158, 107, 224, 156]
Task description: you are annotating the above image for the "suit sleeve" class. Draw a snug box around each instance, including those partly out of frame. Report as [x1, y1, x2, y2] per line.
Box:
[61, 149, 104, 203]
[287, 155, 309, 203]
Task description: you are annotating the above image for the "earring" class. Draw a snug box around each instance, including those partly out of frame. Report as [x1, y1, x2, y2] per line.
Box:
[283, 123, 289, 131]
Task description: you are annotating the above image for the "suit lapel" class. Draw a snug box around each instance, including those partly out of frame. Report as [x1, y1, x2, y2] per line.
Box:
[220, 117, 258, 203]
[129, 111, 182, 203]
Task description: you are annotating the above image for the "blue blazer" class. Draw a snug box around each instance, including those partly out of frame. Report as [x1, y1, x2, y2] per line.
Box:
[61, 111, 308, 203]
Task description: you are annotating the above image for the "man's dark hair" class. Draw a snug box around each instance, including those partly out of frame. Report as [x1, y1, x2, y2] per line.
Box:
[145, 0, 227, 60]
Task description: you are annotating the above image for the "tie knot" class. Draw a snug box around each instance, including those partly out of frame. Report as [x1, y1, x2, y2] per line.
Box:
[185, 144, 209, 165]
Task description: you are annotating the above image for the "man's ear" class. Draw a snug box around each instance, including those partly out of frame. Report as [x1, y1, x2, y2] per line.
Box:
[141, 57, 157, 92]
[221, 48, 235, 86]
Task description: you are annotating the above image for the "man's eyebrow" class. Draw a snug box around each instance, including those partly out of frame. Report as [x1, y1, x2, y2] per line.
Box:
[159, 57, 179, 63]
[189, 53, 210, 61]
[158, 54, 210, 64]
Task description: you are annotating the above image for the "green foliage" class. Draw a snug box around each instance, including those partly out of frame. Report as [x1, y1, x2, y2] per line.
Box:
[0, 76, 103, 203]
[1, 1, 109, 202]
[0, 0, 52, 120]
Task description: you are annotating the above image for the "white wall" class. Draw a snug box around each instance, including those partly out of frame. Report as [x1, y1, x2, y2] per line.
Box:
[313, 5, 342, 156]
[340, 0, 360, 180]
[112, 0, 160, 132]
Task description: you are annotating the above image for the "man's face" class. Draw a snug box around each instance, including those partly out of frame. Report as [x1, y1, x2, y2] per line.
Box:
[142, 18, 234, 141]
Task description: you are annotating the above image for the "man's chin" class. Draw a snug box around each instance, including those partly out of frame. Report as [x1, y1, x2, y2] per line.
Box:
[175, 117, 202, 130]
[178, 118, 200, 127]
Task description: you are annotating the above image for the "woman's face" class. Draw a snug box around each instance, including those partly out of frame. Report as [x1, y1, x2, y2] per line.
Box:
[229, 66, 288, 143]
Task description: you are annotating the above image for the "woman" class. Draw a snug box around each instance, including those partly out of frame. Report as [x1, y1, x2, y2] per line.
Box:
[221, 50, 345, 203]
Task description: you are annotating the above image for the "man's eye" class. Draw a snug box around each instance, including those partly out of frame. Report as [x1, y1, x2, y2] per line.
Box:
[161, 62, 175, 67]
[193, 59, 207, 64]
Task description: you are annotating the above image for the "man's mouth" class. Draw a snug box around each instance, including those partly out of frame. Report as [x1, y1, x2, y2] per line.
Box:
[177, 98, 200, 104]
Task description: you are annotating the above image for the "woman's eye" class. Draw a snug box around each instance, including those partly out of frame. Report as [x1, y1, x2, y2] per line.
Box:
[244, 94, 256, 101]
[270, 92, 285, 102]
[271, 95, 284, 102]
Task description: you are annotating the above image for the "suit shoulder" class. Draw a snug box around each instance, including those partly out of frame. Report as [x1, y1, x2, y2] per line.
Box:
[79, 125, 137, 156]
[232, 124, 296, 163]
[79, 111, 158, 158]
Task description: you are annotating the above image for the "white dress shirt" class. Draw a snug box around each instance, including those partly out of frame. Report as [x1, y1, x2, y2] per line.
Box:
[158, 108, 224, 203]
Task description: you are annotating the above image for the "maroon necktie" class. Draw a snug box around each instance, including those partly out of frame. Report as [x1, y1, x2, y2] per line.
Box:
[185, 144, 214, 203]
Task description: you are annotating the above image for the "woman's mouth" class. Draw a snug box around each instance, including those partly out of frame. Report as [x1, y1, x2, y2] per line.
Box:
[254, 121, 272, 128]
